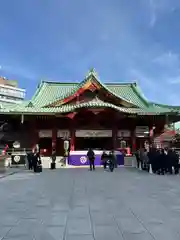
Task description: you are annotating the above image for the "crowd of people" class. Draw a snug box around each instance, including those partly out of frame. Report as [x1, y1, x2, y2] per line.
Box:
[87, 148, 117, 171]
[135, 147, 180, 175]
[27, 148, 117, 172]
[26, 146, 180, 175]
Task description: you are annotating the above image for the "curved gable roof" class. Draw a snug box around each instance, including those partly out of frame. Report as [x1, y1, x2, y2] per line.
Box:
[30, 70, 150, 108]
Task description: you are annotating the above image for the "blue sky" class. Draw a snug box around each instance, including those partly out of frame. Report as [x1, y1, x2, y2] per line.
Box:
[0, 0, 180, 104]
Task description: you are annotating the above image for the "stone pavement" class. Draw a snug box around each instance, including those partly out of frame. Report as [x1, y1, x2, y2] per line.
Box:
[1, 168, 180, 239]
[0, 167, 25, 179]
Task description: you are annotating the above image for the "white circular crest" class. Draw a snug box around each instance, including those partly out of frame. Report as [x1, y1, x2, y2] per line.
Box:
[80, 156, 87, 164]
[14, 155, 20, 163]
[13, 141, 20, 149]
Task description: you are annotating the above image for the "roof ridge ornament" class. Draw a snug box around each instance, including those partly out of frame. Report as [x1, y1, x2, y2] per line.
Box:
[85, 68, 99, 79]
[90, 96, 103, 103]
[94, 95, 101, 101]
[26, 101, 34, 107]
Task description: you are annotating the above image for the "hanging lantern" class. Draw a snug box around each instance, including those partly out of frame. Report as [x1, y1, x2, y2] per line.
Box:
[36, 144, 39, 152]
[120, 140, 126, 148]
[64, 140, 69, 151]
[13, 141, 20, 149]
[21, 114, 24, 124]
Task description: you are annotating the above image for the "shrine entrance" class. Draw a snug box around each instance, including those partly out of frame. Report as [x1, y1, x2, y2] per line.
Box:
[75, 137, 113, 150]
[73, 109, 116, 150]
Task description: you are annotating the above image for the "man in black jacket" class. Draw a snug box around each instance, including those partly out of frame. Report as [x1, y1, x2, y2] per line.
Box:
[27, 152, 33, 170]
[101, 151, 108, 170]
[87, 148, 95, 171]
[51, 149, 56, 169]
[172, 149, 179, 174]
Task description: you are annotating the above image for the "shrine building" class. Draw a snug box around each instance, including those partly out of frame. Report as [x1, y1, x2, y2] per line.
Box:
[1, 68, 180, 160]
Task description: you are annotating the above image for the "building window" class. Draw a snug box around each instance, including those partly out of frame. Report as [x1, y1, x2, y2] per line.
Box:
[0, 86, 25, 100]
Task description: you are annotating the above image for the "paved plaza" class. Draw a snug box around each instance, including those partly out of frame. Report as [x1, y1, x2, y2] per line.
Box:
[1, 168, 180, 239]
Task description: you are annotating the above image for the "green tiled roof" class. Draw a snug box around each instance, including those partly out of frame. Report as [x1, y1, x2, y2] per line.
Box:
[150, 102, 180, 110]
[106, 83, 148, 108]
[28, 69, 149, 108]
[31, 81, 148, 108]
[0, 97, 179, 115]
[0, 69, 180, 116]
[31, 82, 77, 107]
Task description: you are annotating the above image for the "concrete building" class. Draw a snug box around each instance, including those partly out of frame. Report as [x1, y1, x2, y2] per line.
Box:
[0, 77, 25, 104]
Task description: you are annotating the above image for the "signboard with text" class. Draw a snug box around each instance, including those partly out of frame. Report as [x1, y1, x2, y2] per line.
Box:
[135, 126, 149, 136]
[39, 130, 52, 138]
[57, 130, 70, 139]
[75, 130, 112, 138]
[117, 130, 131, 138]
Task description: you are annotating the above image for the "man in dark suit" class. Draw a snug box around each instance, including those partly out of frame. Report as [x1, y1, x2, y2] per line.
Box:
[27, 152, 33, 170]
[87, 148, 95, 171]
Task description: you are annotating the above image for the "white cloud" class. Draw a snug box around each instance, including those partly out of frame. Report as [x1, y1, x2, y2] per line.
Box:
[148, 0, 179, 27]
[167, 75, 180, 84]
[153, 51, 180, 67]
[167, 93, 180, 105]
[127, 68, 162, 100]
[127, 67, 180, 104]
[152, 51, 180, 84]
[149, 0, 157, 27]
[150, 12, 157, 27]
[129, 68, 154, 88]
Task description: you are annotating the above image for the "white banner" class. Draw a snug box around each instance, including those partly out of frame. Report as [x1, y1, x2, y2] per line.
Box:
[117, 130, 131, 137]
[57, 130, 70, 139]
[39, 130, 52, 138]
[75, 130, 112, 137]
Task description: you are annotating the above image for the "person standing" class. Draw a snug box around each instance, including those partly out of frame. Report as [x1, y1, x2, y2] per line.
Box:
[142, 149, 149, 171]
[135, 149, 140, 168]
[51, 149, 56, 169]
[111, 150, 117, 168]
[174, 151, 179, 175]
[159, 149, 166, 175]
[147, 147, 155, 172]
[32, 151, 40, 173]
[27, 152, 33, 170]
[101, 151, 108, 170]
[108, 151, 115, 172]
[139, 148, 144, 169]
[167, 149, 173, 174]
[172, 148, 179, 175]
[87, 148, 95, 171]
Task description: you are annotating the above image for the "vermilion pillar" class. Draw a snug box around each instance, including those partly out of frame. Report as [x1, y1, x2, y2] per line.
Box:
[32, 120, 39, 151]
[149, 125, 155, 146]
[131, 128, 136, 152]
[70, 120, 75, 151]
[52, 128, 57, 151]
[112, 124, 117, 150]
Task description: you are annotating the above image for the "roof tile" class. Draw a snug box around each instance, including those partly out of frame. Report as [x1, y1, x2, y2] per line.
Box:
[0, 70, 179, 115]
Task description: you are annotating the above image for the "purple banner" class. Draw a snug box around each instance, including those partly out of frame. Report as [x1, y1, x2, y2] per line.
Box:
[68, 154, 124, 166]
